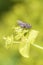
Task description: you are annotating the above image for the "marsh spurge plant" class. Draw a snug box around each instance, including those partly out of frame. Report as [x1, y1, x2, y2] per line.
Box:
[3, 26, 43, 58]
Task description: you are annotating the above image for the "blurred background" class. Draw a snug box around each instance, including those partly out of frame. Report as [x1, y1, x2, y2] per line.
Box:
[0, 0, 43, 65]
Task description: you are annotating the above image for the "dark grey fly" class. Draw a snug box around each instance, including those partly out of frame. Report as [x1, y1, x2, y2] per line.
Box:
[17, 20, 32, 29]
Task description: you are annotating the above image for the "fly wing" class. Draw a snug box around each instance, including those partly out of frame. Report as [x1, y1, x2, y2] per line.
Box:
[17, 20, 24, 24]
[17, 20, 25, 28]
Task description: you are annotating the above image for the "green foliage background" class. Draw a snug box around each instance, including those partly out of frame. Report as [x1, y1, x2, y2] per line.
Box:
[0, 0, 43, 65]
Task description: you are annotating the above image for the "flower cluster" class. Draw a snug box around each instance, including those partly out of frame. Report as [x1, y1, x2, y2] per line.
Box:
[3, 26, 43, 58]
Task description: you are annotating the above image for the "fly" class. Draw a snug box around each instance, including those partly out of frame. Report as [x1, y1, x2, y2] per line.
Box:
[17, 20, 32, 29]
